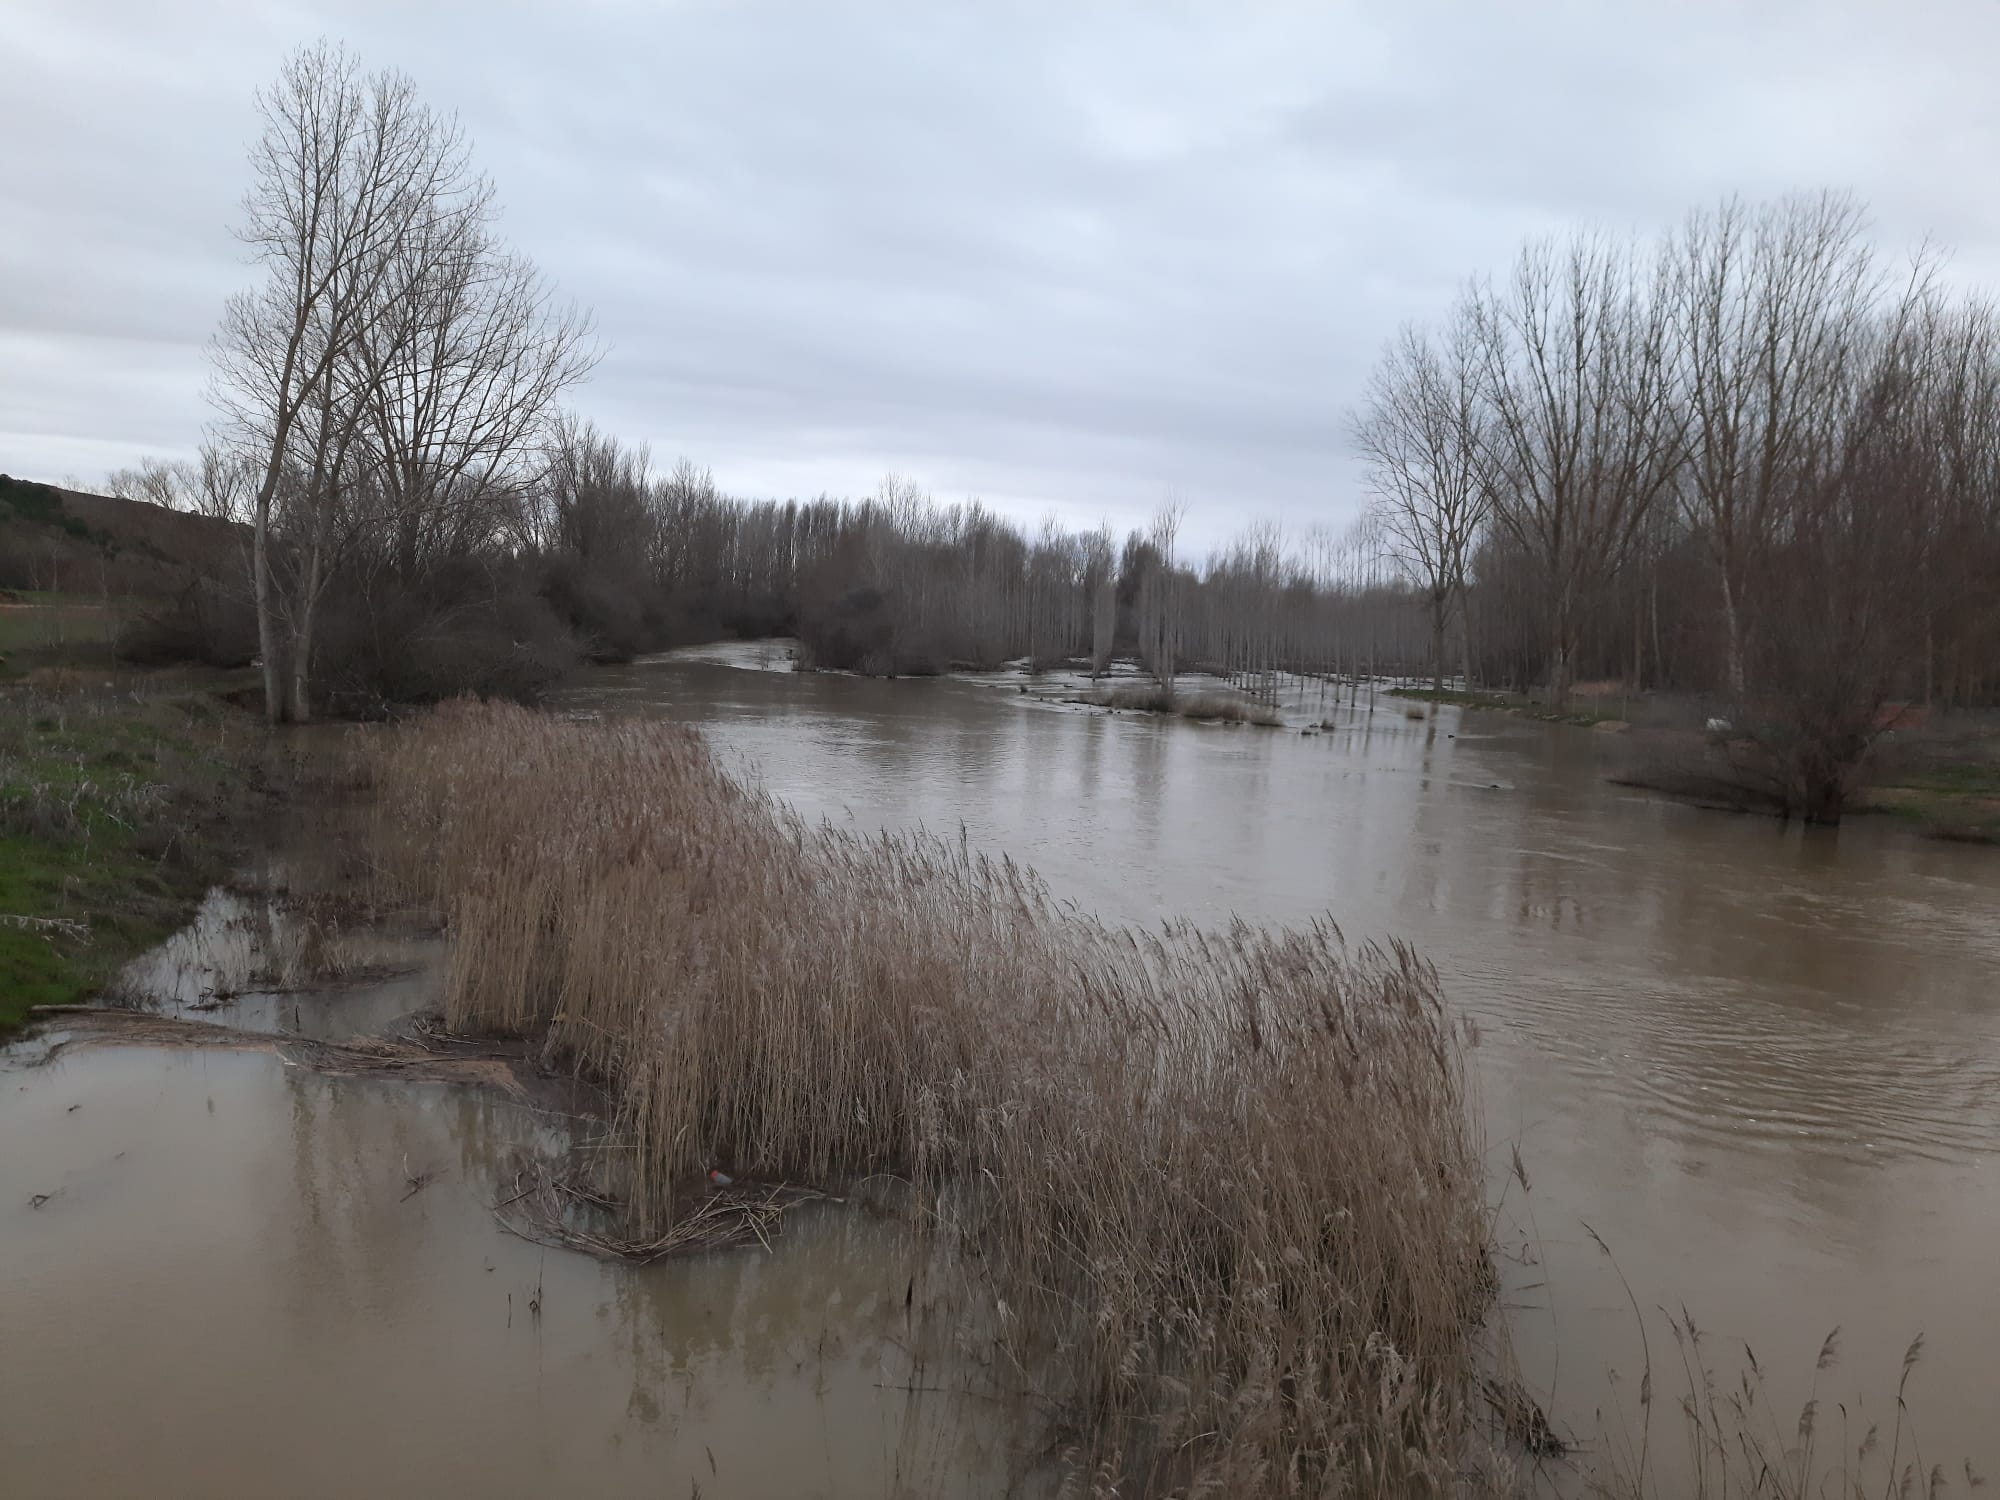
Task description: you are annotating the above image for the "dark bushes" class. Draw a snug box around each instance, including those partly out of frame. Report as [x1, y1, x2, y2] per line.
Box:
[310, 562, 578, 716]
[118, 579, 260, 668]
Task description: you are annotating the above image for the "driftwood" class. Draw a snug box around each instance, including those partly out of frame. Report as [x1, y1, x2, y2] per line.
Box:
[22, 1005, 535, 1096]
[493, 1160, 838, 1263]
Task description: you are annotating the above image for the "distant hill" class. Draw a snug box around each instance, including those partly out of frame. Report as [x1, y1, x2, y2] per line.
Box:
[0, 473, 254, 675]
[0, 472, 244, 596]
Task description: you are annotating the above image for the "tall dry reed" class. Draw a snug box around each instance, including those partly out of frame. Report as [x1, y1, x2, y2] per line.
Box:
[362, 699, 1494, 1494]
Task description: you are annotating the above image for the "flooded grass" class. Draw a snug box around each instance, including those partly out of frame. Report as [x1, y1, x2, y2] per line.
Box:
[1387, 684, 1623, 729]
[1866, 751, 2000, 843]
[357, 699, 1494, 1492]
[0, 679, 263, 1034]
[1608, 722, 2000, 844]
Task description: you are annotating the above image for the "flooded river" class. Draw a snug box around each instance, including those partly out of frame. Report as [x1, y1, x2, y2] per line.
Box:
[563, 647, 2000, 1476]
[4, 644, 1997, 1493]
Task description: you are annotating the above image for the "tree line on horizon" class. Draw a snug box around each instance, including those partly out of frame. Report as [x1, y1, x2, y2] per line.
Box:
[92, 46, 2000, 818]
[1358, 190, 2000, 818]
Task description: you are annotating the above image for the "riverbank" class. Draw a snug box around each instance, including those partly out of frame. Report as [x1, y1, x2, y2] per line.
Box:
[0, 671, 270, 1035]
[1387, 683, 1631, 728]
[1602, 726, 2000, 843]
[1386, 682, 2000, 843]
[1859, 762, 2000, 843]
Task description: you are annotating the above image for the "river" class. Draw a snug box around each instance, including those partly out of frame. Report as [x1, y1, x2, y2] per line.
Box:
[4, 644, 1996, 1495]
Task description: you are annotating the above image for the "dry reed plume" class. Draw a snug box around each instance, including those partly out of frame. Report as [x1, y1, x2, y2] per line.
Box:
[1089, 682, 1285, 726]
[361, 699, 1493, 1494]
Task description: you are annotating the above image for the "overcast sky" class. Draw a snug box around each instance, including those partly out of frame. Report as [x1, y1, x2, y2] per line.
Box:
[6, 1, 2000, 552]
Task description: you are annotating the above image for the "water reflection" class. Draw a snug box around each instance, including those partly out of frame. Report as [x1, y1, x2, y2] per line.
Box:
[112, 885, 436, 1042]
[0, 1044, 1033, 1499]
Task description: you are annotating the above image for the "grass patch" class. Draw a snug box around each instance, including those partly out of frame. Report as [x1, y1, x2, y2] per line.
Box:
[1389, 685, 1619, 729]
[0, 679, 262, 1035]
[1862, 785, 2000, 844]
[1089, 681, 1177, 713]
[0, 594, 119, 678]
[1855, 746, 2000, 842]
[1878, 762, 2000, 798]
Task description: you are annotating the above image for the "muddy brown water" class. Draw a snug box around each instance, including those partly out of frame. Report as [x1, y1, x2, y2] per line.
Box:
[562, 646, 2000, 1476]
[1, 1036, 1026, 1498]
[4, 642, 1997, 1494]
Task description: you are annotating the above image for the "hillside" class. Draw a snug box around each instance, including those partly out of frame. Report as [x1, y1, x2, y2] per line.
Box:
[0, 472, 252, 675]
[0, 473, 243, 590]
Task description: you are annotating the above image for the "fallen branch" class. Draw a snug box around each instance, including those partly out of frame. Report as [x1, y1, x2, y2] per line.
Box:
[493, 1162, 835, 1263]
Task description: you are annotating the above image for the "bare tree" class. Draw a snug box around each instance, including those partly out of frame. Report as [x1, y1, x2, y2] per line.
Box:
[1906, 296, 2000, 708]
[1137, 500, 1183, 685]
[1354, 302, 1491, 694]
[210, 43, 476, 721]
[209, 42, 594, 722]
[1082, 524, 1116, 677]
[347, 197, 595, 585]
[1744, 284, 1939, 821]
[1672, 192, 1882, 702]
[104, 456, 194, 512]
[1470, 231, 1688, 708]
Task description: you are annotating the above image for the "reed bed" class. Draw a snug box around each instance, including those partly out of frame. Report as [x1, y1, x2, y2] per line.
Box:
[1089, 682, 1284, 726]
[361, 699, 1492, 1494]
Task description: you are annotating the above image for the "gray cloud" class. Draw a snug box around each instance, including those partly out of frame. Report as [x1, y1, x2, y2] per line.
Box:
[6, 0, 2000, 554]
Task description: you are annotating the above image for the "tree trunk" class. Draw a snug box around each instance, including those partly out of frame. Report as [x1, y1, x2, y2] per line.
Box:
[1800, 765, 1845, 826]
[1650, 574, 1663, 692]
[1430, 590, 1446, 696]
[1632, 589, 1644, 693]
[252, 494, 287, 724]
[1720, 569, 1747, 703]
[1923, 615, 1934, 709]
[1549, 589, 1575, 709]
[289, 618, 314, 723]
[1457, 579, 1474, 691]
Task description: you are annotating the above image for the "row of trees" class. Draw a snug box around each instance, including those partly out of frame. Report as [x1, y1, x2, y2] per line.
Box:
[501, 443, 1434, 685]
[111, 50, 1999, 824]
[123, 43, 1442, 714]
[1357, 193, 2000, 818]
[198, 42, 594, 721]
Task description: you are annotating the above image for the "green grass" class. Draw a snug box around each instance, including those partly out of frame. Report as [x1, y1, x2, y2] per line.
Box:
[1861, 753, 2000, 843]
[0, 594, 119, 678]
[1387, 685, 1620, 728]
[1879, 762, 2000, 797]
[0, 682, 260, 1035]
[1865, 787, 2000, 844]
